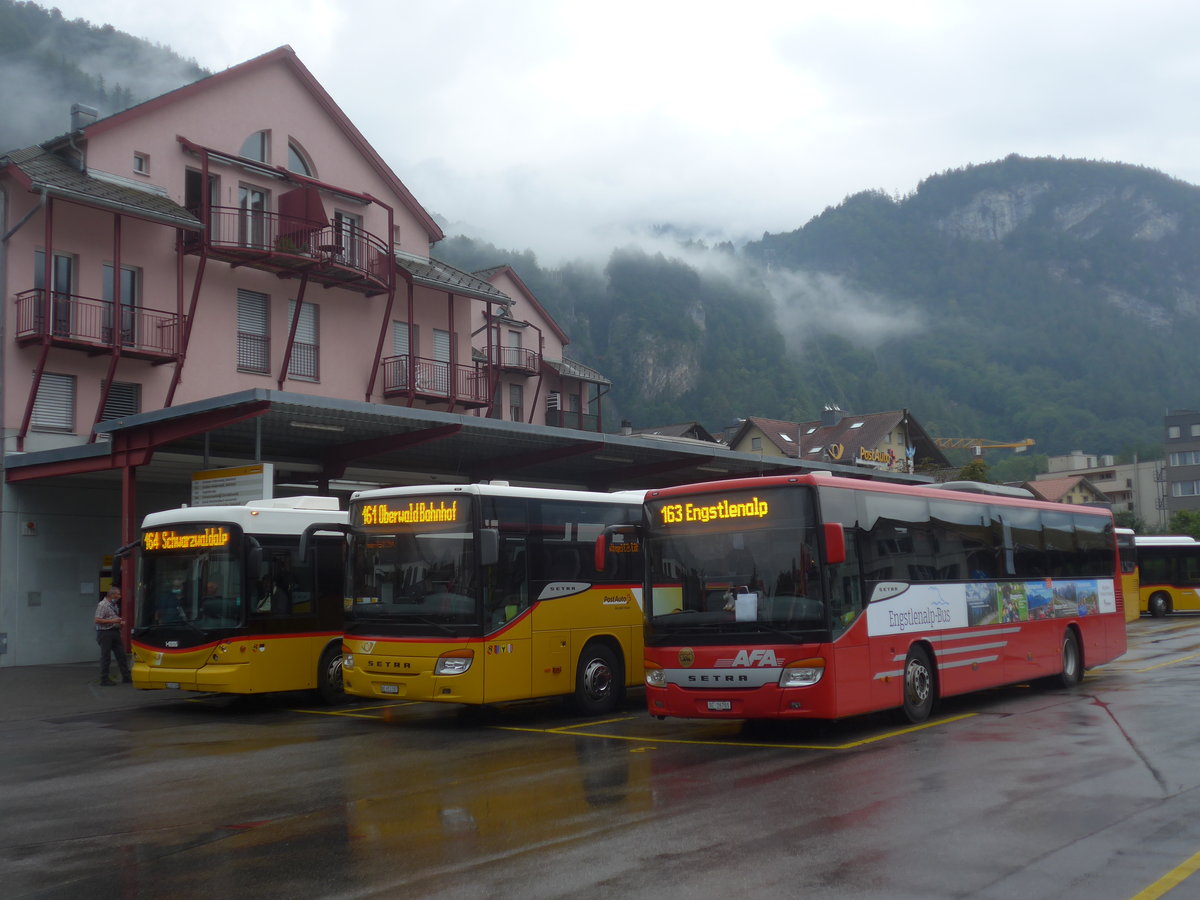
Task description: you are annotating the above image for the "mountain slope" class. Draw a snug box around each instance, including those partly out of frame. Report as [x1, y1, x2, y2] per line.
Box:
[0, 0, 207, 151]
[743, 155, 1199, 456]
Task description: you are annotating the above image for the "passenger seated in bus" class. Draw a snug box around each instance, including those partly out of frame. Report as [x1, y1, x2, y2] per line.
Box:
[255, 576, 290, 613]
[155, 577, 188, 624]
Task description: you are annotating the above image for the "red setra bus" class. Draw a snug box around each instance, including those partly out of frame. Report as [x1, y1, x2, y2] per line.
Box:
[635, 473, 1127, 723]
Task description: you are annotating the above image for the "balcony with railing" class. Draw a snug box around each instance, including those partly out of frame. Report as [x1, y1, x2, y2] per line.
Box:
[184, 207, 392, 296]
[381, 354, 489, 408]
[14, 289, 180, 362]
[545, 408, 601, 432]
[492, 345, 541, 376]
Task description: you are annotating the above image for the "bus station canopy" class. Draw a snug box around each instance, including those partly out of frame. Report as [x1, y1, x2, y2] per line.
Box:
[6, 389, 929, 494]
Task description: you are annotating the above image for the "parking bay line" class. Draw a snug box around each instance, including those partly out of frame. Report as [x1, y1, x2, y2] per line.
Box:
[496, 711, 976, 750]
[294, 701, 419, 719]
[1129, 847, 1200, 900]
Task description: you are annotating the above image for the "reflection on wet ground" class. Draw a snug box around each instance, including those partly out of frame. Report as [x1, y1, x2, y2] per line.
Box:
[7, 618, 1200, 899]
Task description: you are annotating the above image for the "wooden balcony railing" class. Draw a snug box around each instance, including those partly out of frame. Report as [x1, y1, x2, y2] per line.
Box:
[14, 289, 180, 361]
[381, 354, 489, 407]
[185, 207, 392, 296]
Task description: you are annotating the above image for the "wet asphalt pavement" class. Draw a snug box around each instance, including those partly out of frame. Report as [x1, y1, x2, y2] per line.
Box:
[5, 618, 1200, 899]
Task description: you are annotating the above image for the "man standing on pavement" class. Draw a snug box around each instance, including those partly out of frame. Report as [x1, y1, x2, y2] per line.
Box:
[94, 586, 131, 685]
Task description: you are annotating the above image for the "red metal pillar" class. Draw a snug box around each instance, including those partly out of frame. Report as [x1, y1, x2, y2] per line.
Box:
[119, 463, 137, 651]
[90, 214, 122, 441]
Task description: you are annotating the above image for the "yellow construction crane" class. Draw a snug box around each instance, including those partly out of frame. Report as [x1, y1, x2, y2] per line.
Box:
[934, 437, 1036, 456]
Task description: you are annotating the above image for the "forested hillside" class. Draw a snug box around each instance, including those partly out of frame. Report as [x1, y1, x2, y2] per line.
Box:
[439, 156, 1197, 463]
[0, 0, 206, 151]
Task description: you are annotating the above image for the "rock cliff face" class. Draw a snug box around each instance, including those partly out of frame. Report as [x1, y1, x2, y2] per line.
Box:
[918, 159, 1200, 327]
[935, 183, 1049, 241]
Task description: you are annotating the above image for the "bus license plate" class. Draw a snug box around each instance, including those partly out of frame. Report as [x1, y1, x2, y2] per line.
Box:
[707, 700, 732, 711]
[381, 684, 399, 695]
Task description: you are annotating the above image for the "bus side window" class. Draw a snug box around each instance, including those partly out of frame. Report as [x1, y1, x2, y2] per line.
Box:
[252, 552, 294, 616]
[829, 532, 863, 638]
[490, 541, 528, 627]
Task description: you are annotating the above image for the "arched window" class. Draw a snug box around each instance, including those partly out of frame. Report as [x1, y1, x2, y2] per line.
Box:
[240, 130, 269, 162]
[287, 140, 314, 177]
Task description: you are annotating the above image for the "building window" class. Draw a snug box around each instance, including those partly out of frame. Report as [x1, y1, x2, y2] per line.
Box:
[431, 328, 451, 395]
[1169, 426, 1182, 439]
[238, 185, 269, 249]
[1171, 480, 1200, 497]
[102, 264, 140, 346]
[333, 211, 362, 267]
[287, 140, 312, 177]
[286, 299, 319, 380]
[101, 381, 141, 420]
[509, 383, 524, 422]
[133, 152, 149, 174]
[31, 373, 75, 433]
[240, 130, 269, 162]
[752, 437, 763, 451]
[34, 249, 75, 336]
[1192, 424, 1200, 437]
[237, 289, 270, 373]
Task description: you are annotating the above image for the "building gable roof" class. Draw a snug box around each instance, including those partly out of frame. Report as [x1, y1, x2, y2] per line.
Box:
[629, 423, 721, 443]
[478, 265, 570, 345]
[729, 410, 950, 468]
[1, 145, 200, 229]
[69, 46, 444, 242]
[1021, 475, 1110, 503]
[399, 255, 512, 305]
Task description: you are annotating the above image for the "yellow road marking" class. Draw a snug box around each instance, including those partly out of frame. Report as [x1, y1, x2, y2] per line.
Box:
[497, 712, 976, 750]
[1134, 651, 1200, 673]
[295, 701, 417, 718]
[1130, 848, 1200, 900]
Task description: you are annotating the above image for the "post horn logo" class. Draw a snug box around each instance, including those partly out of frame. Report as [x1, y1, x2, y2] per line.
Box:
[827, 442, 845, 460]
[678, 648, 695, 667]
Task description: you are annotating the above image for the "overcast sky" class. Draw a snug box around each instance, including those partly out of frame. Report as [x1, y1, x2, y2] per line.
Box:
[43, 0, 1200, 262]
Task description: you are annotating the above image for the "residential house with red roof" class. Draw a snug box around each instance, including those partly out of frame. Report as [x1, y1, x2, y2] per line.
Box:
[726, 406, 950, 475]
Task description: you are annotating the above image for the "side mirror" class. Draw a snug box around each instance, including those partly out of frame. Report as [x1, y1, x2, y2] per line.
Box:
[823, 522, 846, 566]
[298, 522, 348, 559]
[596, 524, 641, 572]
[594, 533, 608, 573]
[479, 528, 499, 567]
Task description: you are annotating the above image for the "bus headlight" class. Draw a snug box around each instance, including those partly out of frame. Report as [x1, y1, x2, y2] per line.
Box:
[343, 653, 354, 669]
[779, 658, 825, 687]
[435, 649, 474, 676]
[645, 662, 666, 687]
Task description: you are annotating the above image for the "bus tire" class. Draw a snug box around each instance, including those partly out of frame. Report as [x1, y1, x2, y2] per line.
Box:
[902, 645, 936, 724]
[316, 643, 344, 704]
[1050, 629, 1083, 689]
[574, 642, 622, 716]
[1148, 592, 1171, 618]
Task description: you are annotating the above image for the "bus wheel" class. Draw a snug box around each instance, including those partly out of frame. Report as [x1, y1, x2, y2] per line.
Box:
[1148, 592, 1171, 618]
[316, 644, 344, 704]
[1054, 630, 1083, 688]
[902, 645, 936, 724]
[574, 643, 621, 716]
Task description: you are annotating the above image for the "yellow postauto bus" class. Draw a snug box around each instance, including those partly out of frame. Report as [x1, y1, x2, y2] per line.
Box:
[1134, 534, 1200, 617]
[130, 497, 347, 700]
[1116, 527, 1140, 623]
[341, 483, 644, 715]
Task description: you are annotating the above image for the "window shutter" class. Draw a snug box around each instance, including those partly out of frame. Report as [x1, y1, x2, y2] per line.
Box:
[237, 290, 269, 334]
[31, 373, 75, 432]
[101, 382, 141, 420]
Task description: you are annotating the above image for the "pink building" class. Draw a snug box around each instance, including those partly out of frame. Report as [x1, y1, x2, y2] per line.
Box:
[0, 47, 611, 664]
